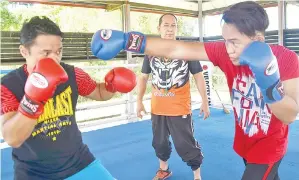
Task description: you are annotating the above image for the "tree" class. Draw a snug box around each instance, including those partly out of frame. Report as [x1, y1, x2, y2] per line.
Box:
[136, 15, 153, 34]
[177, 16, 193, 37]
[0, 1, 22, 31]
[132, 13, 194, 37]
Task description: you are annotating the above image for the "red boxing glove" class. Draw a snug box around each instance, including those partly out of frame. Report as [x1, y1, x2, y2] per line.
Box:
[18, 58, 68, 119]
[105, 67, 137, 93]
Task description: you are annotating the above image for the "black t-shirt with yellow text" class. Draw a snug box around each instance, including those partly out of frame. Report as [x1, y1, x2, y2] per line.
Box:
[1, 63, 95, 180]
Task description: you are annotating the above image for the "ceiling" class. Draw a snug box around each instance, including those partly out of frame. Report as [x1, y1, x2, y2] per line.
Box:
[9, 0, 279, 16]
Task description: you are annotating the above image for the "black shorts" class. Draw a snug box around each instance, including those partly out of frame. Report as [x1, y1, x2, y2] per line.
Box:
[242, 158, 282, 180]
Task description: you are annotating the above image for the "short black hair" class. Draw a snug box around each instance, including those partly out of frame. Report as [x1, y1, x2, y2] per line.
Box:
[159, 13, 178, 26]
[222, 1, 269, 37]
[20, 16, 63, 47]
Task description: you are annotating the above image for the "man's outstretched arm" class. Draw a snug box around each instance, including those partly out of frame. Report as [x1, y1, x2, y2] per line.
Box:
[75, 67, 137, 101]
[91, 30, 210, 62]
[144, 37, 210, 61]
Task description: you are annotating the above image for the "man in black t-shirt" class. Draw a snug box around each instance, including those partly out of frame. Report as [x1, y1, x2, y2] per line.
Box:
[1, 16, 136, 180]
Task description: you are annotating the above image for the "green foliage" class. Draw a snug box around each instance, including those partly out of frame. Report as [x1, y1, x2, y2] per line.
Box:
[2, 2, 197, 36]
[1, 2, 64, 31]
[137, 15, 152, 34]
[132, 13, 195, 36]
[177, 16, 193, 36]
[0, 1, 22, 31]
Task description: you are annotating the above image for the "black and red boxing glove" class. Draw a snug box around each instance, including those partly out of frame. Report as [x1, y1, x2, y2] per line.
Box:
[18, 58, 68, 119]
[105, 67, 137, 93]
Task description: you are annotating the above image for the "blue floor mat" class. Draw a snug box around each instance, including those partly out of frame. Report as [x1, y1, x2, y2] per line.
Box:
[1, 108, 299, 180]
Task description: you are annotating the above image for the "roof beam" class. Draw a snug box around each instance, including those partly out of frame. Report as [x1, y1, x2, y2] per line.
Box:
[203, 0, 278, 15]
[9, 0, 278, 16]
